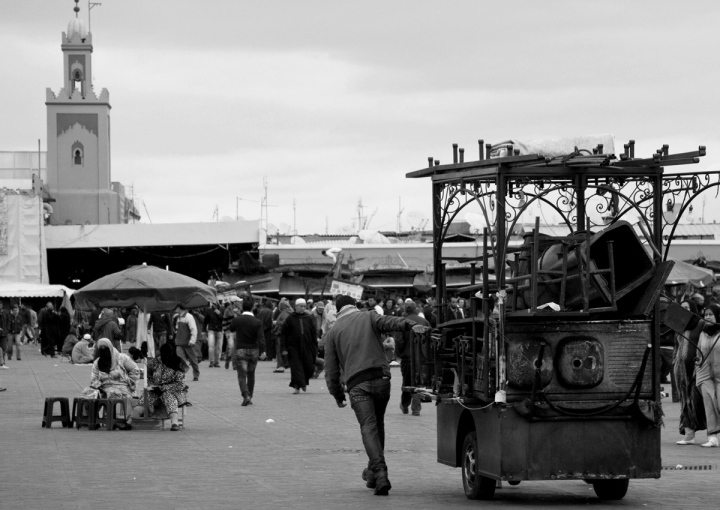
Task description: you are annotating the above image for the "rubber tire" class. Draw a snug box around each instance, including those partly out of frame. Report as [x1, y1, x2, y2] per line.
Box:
[592, 479, 629, 500]
[461, 431, 496, 500]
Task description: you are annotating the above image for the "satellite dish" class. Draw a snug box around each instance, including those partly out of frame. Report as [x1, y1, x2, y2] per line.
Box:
[290, 236, 306, 244]
[348, 236, 360, 244]
[220, 216, 235, 222]
[267, 223, 278, 234]
[406, 211, 426, 229]
[465, 213, 486, 234]
[278, 222, 292, 234]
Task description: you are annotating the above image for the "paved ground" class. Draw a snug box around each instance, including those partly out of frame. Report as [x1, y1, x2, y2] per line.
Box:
[0, 346, 717, 510]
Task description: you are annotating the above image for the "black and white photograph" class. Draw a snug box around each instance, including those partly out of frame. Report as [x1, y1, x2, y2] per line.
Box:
[0, 1, 719, 508]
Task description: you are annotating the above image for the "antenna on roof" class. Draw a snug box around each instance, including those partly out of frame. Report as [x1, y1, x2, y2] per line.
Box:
[88, 2, 102, 33]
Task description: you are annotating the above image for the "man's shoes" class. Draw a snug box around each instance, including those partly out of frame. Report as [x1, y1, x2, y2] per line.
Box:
[170, 424, 180, 431]
[225, 363, 229, 369]
[273, 368, 284, 373]
[362, 468, 377, 488]
[399, 402, 408, 415]
[193, 377, 199, 381]
[0, 365, 8, 370]
[374, 470, 391, 496]
[241, 396, 251, 406]
[293, 388, 300, 394]
[118, 423, 133, 430]
[677, 439, 695, 445]
[412, 411, 420, 416]
[0, 387, 6, 392]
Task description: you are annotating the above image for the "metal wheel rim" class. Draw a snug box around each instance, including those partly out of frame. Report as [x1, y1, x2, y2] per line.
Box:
[464, 444, 476, 488]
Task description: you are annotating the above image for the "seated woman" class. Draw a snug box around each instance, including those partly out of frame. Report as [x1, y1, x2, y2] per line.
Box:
[72, 334, 95, 364]
[81, 338, 140, 400]
[61, 327, 80, 359]
[124, 343, 189, 431]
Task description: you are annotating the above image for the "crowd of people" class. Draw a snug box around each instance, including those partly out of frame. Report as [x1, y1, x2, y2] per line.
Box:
[668, 289, 720, 448]
[0, 291, 443, 493]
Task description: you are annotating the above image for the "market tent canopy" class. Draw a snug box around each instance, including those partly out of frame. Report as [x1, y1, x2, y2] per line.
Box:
[0, 282, 74, 298]
[73, 265, 217, 312]
[666, 259, 715, 287]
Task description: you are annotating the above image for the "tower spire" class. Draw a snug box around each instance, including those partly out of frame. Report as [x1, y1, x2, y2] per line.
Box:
[74, 0, 80, 16]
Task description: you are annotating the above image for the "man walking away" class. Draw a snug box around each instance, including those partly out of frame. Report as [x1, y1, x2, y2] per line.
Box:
[324, 295, 430, 496]
[174, 305, 199, 381]
[229, 300, 266, 406]
[395, 302, 429, 416]
[281, 298, 318, 393]
[204, 304, 224, 367]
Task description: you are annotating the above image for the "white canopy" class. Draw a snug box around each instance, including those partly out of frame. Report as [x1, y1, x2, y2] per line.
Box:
[0, 282, 74, 298]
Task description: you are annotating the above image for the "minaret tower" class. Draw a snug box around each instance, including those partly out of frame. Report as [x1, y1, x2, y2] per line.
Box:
[46, 0, 118, 225]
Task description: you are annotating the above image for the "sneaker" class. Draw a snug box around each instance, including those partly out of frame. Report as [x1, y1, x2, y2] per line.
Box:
[412, 411, 421, 416]
[399, 402, 409, 415]
[241, 397, 251, 407]
[0, 365, 8, 370]
[193, 377, 199, 381]
[170, 424, 180, 431]
[293, 388, 300, 394]
[362, 468, 377, 489]
[389, 360, 400, 367]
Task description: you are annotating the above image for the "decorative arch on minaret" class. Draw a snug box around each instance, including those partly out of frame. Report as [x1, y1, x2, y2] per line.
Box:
[71, 141, 84, 166]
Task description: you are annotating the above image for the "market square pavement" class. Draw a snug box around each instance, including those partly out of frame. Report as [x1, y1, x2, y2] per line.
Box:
[0, 346, 717, 510]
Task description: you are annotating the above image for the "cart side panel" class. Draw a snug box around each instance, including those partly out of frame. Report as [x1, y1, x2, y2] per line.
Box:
[497, 408, 661, 481]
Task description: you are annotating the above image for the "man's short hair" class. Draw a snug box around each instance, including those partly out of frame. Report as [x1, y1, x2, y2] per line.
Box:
[175, 304, 187, 311]
[404, 302, 417, 314]
[336, 295, 356, 311]
[242, 300, 253, 312]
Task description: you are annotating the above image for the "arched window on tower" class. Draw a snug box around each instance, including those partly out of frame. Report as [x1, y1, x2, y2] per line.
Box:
[72, 141, 84, 166]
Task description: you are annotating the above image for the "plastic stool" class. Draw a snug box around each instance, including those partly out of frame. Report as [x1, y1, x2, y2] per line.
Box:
[95, 398, 129, 431]
[72, 398, 97, 430]
[42, 397, 72, 428]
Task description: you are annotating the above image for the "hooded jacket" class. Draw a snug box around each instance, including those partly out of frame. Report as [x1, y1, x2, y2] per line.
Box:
[93, 317, 122, 343]
[324, 306, 418, 401]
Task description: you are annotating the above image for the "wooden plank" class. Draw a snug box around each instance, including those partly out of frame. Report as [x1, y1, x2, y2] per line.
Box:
[622, 260, 675, 317]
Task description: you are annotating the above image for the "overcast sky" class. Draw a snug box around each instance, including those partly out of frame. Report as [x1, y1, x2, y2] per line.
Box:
[2, 1, 719, 233]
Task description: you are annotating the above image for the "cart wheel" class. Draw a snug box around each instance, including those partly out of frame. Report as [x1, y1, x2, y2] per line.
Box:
[461, 431, 496, 500]
[592, 479, 629, 500]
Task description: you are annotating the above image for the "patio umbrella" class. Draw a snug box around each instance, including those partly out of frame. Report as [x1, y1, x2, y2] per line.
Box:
[73, 264, 217, 312]
[666, 259, 715, 287]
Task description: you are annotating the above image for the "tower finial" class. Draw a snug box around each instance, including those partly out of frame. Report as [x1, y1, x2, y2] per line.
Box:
[74, 0, 80, 17]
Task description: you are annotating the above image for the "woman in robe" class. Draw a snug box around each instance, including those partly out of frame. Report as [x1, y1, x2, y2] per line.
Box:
[123, 343, 189, 431]
[696, 304, 720, 447]
[82, 338, 140, 400]
[674, 300, 707, 444]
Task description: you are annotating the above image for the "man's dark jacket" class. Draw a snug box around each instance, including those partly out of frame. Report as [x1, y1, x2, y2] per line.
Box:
[229, 313, 266, 352]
